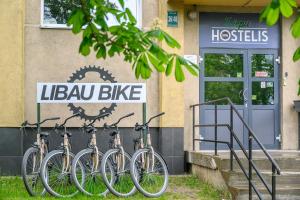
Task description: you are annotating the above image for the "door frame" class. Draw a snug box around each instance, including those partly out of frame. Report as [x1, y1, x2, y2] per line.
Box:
[199, 48, 281, 149]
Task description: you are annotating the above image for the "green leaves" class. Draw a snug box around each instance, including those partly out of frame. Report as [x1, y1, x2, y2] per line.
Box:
[146, 29, 181, 48]
[279, 0, 294, 17]
[69, 0, 199, 82]
[67, 9, 85, 34]
[79, 37, 92, 56]
[260, 2, 280, 26]
[175, 57, 185, 82]
[260, 0, 296, 26]
[291, 16, 300, 37]
[125, 8, 137, 24]
[293, 46, 300, 61]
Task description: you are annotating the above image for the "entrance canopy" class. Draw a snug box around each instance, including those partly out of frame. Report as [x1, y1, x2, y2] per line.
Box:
[168, 0, 300, 7]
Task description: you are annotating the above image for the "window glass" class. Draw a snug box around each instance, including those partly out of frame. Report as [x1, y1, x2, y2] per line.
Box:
[252, 81, 274, 105]
[42, 0, 141, 27]
[43, 0, 80, 25]
[205, 82, 244, 105]
[251, 54, 274, 78]
[204, 53, 243, 78]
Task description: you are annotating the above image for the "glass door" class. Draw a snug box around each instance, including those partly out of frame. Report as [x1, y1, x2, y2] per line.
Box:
[199, 49, 280, 150]
[199, 49, 248, 149]
[248, 50, 279, 149]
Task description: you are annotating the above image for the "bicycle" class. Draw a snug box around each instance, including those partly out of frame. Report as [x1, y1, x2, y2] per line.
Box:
[21, 117, 60, 196]
[100, 112, 137, 197]
[40, 113, 83, 197]
[130, 112, 169, 198]
[71, 113, 113, 196]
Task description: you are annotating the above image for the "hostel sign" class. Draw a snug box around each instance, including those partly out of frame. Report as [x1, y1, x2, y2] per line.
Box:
[199, 13, 279, 49]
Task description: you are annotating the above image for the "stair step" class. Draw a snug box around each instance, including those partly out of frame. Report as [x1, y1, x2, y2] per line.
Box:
[230, 185, 300, 200]
[219, 157, 300, 171]
[188, 151, 300, 199]
[223, 171, 300, 186]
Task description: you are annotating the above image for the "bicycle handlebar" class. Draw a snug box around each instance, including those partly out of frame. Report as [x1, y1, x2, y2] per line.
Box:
[104, 112, 134, 129]
[56, 113, 80, 128]
[86, 113, 110, 127]
[146, 112, 165, 125]
[135, 112, 165, 131]
[21, 117, 60, 127]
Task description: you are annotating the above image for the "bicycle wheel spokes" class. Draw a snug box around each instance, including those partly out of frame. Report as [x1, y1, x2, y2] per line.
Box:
[74, 150, 108, 196]
[23, 149, 44, 195]
[45, 151, 78, 197]
[102, 150, 135, 197]
[132, 150, 168, 197]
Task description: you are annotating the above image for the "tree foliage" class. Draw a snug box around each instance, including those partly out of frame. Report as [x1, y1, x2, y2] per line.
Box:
[66, 0, 199, 82]
[260, 0, 300, 94]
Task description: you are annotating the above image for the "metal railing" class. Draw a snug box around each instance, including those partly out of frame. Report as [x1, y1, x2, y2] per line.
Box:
[190, 97, 281, 200]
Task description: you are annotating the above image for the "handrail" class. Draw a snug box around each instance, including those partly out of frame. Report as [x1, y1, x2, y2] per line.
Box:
[190, 97, 281, 200]
[190, 97, 281, 174]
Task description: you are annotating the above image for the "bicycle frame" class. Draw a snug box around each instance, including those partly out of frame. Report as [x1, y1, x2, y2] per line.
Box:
[134, 127, 155, 173]
[112, 131, 126, 174]
[61, 126, 72, 174]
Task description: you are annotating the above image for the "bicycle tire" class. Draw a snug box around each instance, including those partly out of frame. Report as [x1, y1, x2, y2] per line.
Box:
[71, 148, 112, 196]
[100, 148, 137, 197]
[130, 148, 169, 198]
[40, 149, 83, 197]
[22, 147, 46, 196]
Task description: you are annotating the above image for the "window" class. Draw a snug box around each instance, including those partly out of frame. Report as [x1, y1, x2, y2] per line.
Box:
[41, 0, 142, 28]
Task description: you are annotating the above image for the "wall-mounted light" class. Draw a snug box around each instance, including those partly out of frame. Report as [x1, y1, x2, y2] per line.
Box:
[187, 5, 197, 21]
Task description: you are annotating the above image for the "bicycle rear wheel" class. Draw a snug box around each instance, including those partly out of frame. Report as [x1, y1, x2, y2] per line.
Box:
[72, 148, 113, 196]
[22, 147, 46, 196]
[40, 149, 83, 197]
[101, 148, 137, 197]
[130, 149, 169, 198]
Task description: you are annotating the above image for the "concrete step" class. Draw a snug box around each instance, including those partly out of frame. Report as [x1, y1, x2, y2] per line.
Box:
[219, 157, 300, 172]
[230, 185, 300, 200]
[187, 151, 300, 200]
[223, 171, 300, 187]
[187, 151, 300, 172]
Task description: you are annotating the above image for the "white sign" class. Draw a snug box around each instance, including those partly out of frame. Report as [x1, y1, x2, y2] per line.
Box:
[37, 83, 146, 103]
[184, 55, 198, 65]
[211, 27, 268, 44]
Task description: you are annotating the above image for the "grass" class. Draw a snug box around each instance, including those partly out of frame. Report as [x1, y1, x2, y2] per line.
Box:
[0, 175, 231, 200]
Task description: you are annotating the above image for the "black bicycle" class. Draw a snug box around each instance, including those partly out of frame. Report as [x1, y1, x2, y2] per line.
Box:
[21, 117, 60, 196]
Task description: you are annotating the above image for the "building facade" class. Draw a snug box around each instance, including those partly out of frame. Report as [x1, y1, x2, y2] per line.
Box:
[0, 0, 300, 175]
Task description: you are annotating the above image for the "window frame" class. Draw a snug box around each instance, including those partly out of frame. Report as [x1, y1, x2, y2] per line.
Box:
[40, 0, 143, 29]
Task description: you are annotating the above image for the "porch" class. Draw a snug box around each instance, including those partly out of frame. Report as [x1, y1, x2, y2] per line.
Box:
[186, 150, 300, 199]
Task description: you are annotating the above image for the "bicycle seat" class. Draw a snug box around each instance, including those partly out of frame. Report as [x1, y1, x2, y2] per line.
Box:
[86, 127, 97, 134]
[109, 130, 119, 136]
[40, 132, 49, 137]
[61, 131, 72, 137]
[135, 125, 145, 132]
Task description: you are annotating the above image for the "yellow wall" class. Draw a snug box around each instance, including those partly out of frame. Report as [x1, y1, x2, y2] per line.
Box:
[159, 0, 185, 127]
[281, 16, 300, 150]
[0, 0, 24, 127]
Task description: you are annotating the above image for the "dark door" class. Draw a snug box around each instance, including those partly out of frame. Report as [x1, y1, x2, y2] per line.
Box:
[199, 48, 279, 149]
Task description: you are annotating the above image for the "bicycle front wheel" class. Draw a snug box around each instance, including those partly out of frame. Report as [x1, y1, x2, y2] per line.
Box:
[130, 149, 169, 198]
[21, 147, 46, 196]
[40, 149, 83, 197]
[72, 148, 112, 196]
[101, 148, 136, 197]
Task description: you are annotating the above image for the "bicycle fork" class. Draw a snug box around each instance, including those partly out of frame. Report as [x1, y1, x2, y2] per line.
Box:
[62, 134, 70, 173]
